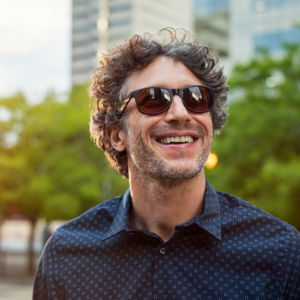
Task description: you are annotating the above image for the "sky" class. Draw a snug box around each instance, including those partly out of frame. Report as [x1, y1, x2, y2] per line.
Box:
[0, 0, 71, 103]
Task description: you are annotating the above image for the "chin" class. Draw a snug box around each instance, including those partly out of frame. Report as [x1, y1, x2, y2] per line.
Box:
[127, 128, 211, 181]
[146, 160, 206, 180]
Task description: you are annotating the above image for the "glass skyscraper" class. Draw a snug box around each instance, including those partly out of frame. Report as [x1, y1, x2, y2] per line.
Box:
[72, 0, 300, 84]
[72, 0, 192, 85]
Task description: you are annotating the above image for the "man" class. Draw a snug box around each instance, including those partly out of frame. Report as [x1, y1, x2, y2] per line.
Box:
[33, 29, 300, 299]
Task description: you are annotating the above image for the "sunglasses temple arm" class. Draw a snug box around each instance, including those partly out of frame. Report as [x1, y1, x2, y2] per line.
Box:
[119, 97, 132, 113]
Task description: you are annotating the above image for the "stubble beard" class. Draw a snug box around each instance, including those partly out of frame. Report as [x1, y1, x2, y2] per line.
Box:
[125, 124, 213, 183]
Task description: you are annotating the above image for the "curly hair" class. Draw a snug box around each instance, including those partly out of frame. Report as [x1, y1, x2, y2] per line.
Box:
[89, 28, 229, 178]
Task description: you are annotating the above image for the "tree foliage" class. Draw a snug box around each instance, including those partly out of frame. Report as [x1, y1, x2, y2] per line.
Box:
[0, 85, 129, 221]
[206, 44, 300, 229]
[0, 85, 129, 273]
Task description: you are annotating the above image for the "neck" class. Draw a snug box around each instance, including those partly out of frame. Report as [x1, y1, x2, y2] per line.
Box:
[128, 166, 206, 242]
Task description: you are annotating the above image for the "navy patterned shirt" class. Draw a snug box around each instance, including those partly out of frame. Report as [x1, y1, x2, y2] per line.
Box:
[33, 181, 300, 300]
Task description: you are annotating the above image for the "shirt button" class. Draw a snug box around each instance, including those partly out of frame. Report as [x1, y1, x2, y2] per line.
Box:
[160, 247, 166, 255]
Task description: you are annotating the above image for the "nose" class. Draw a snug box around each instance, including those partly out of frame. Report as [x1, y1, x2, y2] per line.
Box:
[164, 95, 191, 123]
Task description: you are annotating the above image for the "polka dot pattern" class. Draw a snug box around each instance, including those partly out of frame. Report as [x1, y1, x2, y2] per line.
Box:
[33, 181, 300, 299]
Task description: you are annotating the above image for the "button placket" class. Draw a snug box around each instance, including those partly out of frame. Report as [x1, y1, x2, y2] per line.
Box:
[160, 247, 166, 255]
[152, 245, 169, 299]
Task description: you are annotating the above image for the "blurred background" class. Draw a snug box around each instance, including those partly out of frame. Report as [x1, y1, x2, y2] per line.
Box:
[0, 0, 299, 299]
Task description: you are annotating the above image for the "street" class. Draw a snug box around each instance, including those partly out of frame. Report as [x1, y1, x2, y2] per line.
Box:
[0, 278, 33, 300]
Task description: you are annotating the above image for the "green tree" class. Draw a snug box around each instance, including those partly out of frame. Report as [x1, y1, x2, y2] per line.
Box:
[0, 85, 128, 274]
[206, 44, 300, 229]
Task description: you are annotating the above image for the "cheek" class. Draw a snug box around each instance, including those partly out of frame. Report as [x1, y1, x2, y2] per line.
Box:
[127, 113, 161, 137]
[194, 114, 213, 134]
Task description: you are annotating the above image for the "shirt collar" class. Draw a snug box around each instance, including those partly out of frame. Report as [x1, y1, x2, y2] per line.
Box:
[102, 188, 130, 241]
[194, 180, 222, 240]
[102, 180, 221, 241]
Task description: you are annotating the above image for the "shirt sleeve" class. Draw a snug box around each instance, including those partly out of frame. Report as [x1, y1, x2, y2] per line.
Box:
[32, 232, 65, 300]
[282, 228, 300, 299]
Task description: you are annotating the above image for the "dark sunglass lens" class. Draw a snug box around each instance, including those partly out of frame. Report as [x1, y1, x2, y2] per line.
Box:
[137, 88, 171, 114]
[182, 86, 213, 112]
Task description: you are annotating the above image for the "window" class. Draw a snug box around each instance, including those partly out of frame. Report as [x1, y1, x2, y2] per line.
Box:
[109, 33, 128, 41]
[252, 0, 300, 12]
[73, 0, 86, 7]
[72, 53, 87, 61]
[73, 8, 99, 20]
[73, 26, 88, 34]
[89, 36, 98, 43]
[194, 0, 229, 15]
[254, 29, 300, 52]
[73, 39, 87, 47]
[73, 22, 97, 34]
[110, 3, 131, 13]
[73, 0, 97, 6]
[109, 17, 130, 28]
[72, 51, 97, 61]
[73, 11, 87, 20]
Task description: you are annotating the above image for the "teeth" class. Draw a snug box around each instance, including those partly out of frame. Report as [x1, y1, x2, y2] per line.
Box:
[159, 136, 194, 144]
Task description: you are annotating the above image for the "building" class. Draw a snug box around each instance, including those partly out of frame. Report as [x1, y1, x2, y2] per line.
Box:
[230, 0, 300, 63]
[72, 0, 193, 85]
[193, 0, 229, 58]
[193, 0, 300, 74]
[72, 0, 98, 85]
[72, 0, 300, 85]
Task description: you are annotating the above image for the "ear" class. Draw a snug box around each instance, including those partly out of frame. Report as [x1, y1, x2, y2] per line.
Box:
[106, 125, 126, 152]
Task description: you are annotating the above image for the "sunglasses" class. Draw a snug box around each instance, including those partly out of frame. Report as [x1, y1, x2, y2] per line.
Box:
[120, 85, 215, 115]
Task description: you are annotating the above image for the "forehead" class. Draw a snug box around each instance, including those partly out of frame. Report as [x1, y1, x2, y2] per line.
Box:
[125, 56, 202, 94]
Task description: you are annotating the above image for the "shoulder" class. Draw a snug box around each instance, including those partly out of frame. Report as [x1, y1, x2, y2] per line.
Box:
[216, 190, 300, 240]
[216, 191, 300, 285]
[46, 195, 123, 251]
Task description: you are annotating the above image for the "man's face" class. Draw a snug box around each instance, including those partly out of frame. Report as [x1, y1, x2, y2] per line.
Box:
[122, 56, 213, 180]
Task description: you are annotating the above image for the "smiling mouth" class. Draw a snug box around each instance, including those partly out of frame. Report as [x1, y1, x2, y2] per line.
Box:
[158, 136, 196, 144]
